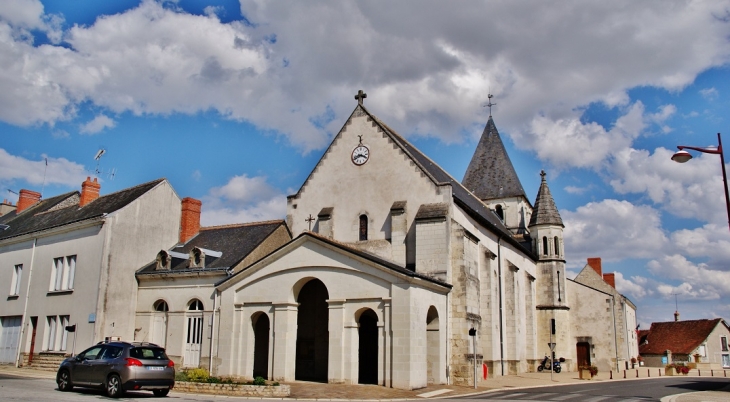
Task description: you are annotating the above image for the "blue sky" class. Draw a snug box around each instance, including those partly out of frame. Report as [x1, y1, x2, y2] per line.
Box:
[3, 0, 730, 327]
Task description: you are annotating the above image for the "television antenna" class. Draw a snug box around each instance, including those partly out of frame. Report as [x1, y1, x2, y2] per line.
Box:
[92, 148, 117, 180]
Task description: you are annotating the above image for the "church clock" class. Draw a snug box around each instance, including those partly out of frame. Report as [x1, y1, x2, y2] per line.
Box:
[352, 136, 369, 165]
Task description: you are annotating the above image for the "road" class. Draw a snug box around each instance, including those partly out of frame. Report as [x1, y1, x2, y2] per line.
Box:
[1, 374, 728, 401]
[458, 377, 730, 401]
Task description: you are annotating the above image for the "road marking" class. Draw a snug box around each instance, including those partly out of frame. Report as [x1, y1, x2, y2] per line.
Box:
[582, 396, 612, 401]
[416, 389, 453, 398]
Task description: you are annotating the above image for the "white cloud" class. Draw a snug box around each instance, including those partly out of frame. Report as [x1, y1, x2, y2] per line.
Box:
[562, 199, 668, 265]
[79, 114, 116, 135]
[614, 271, 651, 300]
[670, 224, 730, 268]
[201, 174, 286, 226]
[647, 254, 730, 300]
[699, 87, 718, 100]
[0, 148, 88, 188]
[2, 1, 730, 153]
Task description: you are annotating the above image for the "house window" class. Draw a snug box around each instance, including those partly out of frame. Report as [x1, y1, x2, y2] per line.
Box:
[50, 255, 76, 291]
[554, 236, 560, 257]
[542, 236, 548, 256]
[188, 299, 204, 311]
[60, 316, 70, 351]
[359, 214, 368, 241]
[722, 336, 728, 352]
[154, 300, 169, 312]
[10, 264, 22, 295]
[46, 316, 57, 351]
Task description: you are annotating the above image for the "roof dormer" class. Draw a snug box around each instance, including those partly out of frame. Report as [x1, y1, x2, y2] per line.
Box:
[189, 247, 222, 269]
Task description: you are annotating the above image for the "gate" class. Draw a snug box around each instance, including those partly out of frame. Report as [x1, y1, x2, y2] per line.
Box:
[0, 316, 22, 364]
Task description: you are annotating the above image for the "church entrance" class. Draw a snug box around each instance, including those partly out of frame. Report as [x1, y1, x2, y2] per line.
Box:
[252, 313, 270, 379]
[358, 309, 378, 384]
[295, 279, 329, 382]
[576, 342, 591, 367]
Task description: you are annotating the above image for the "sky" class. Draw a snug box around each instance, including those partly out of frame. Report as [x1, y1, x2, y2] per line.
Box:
[2, 0, 730, 328]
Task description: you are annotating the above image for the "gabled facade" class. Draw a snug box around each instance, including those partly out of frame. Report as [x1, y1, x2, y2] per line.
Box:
[0, 178, 181, 367]
[639, 318, 730, 369]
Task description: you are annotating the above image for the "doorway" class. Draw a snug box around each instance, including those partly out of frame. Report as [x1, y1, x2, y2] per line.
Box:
[184, 299, 204, 368]
[252, 313, 270, 379]
[358, 309, 378, 384]
[295, 279, 329, 382]
[576, 342, 591, 367]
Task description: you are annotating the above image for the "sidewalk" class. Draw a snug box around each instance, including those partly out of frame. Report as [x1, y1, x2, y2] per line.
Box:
[1, 365, 728, 400]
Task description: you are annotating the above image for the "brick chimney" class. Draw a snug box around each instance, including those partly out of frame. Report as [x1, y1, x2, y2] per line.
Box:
[80, 177, 101, 207]
[587, 257, 602, 276]
[603, 273, 616, 288]
[16, 189, 41, 213]
[180, 197, 202, 244]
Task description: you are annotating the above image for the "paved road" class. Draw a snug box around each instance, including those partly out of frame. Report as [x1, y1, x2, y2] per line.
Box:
[458, 377, 730, 401]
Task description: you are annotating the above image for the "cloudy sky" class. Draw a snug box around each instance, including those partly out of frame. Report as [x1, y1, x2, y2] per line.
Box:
[3, 0, 730, 327]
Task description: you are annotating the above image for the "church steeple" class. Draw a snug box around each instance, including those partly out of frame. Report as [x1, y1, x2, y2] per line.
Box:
[529, 170, 564, 228]
[462, 117, 527, 202]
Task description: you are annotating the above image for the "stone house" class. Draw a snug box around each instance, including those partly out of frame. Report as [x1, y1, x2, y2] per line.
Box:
[639, 318, 730, 369]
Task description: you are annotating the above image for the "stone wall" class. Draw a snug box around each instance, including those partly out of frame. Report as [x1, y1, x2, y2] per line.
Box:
[174, 382, 290, 397]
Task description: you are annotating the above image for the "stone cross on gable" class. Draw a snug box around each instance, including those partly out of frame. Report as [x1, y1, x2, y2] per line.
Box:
[540, 169, 546, 180]
[355, 90, 367, 105]
[305, 214, 315, 231]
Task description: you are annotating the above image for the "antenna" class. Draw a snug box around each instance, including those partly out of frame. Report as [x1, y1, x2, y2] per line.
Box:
[7, 189, 18, 196]
[91, 148, 118, 181]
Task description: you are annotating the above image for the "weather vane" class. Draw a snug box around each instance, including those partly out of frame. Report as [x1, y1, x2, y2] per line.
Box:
[483, 93, 496, 117]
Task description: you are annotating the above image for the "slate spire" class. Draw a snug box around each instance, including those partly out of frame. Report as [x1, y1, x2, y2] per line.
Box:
[462, 117, 527, 201]
[529, 170, 564, 227]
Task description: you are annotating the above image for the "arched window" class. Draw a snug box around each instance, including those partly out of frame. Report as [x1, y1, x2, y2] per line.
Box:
[188, 299, 204, 311]
[542, 236, 548, 256]
[154, 300, 169, 312]
[495, 205, 504, 221]
[554, 236, 560, 257]
[359, 214, 368, 241]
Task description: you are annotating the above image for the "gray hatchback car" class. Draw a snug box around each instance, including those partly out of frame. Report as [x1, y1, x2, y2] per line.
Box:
[56, 341, 175, 398]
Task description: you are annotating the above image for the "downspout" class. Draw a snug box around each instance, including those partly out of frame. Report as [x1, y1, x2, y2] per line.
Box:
[446, 291, 450, 385]
[611, 294, 619, 372]
[16, 238, 37, 368]
[497, 236, 504, 376]
[209, 289, 219, 374]
[623, 300, 630, 364]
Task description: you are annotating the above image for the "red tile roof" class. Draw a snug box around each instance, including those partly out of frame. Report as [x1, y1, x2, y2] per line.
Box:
[639, 318, 725, 355]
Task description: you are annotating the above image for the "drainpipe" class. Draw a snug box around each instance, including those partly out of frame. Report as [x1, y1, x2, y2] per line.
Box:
[209, 289, 219, 374]
[611, 294, 619, 372]
[16, 238, 37, 368]
[497, 236, 504, 376]
[446, 291, 450, 385]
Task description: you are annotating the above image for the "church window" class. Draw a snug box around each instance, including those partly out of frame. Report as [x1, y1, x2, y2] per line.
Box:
[359, 214, 368, 241]
[554, 236, 560, 257]
[495, 205, 504, 221]
[542, 237, 548, 256]
[188, 299, 204, 311]
[154, 300, 169, 312]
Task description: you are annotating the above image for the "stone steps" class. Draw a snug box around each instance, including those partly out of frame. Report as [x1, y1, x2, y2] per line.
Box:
[23, 354, 67, 372]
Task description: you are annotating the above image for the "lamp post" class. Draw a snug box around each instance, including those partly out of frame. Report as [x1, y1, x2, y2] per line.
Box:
[671, 132, 730, 233]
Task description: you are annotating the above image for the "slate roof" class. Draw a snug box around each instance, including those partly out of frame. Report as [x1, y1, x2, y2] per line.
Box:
[0, 179, 165, 241]
[415, 203, 449, 220]
[528, 171, 564, 227]
[462, 117, 528, 202]
[638, 318, 726, 355]
[217, 231, 452, 289]
[137, 220, 288, 275]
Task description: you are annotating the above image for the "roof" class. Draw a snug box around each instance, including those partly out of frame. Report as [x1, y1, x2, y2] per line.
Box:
[638, 318, 726, 355]
[415, 203, 449, 220]
[462, 117, 528, 201]
[217, 231, 452, 289]
[529, 171, 564, 227]
[137, 220, 288, 275]
[0, 179, 165, 241]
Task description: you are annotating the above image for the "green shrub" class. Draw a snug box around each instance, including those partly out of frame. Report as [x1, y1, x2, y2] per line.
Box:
[174, 371, 189, 382]
[253, 376, 266, 386]
[186, 368, 210, 382]
[272, 381, 280, 386]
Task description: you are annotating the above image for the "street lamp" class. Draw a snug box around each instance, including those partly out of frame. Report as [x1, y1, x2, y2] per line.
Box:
[671, 132, 730, 232]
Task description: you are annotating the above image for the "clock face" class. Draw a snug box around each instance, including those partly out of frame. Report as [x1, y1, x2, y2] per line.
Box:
[352, 145, 370, 165]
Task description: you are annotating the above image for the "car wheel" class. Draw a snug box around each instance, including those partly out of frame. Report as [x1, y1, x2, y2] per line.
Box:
[106, 374, 124, 398]
[153, 389, 170, 397]
[57, 370, 73, 391]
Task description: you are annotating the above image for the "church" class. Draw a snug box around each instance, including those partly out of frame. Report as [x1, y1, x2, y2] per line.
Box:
[0, 91, 637, 390]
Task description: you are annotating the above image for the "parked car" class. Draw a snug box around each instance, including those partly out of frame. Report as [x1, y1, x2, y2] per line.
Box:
[56, 341, 174, 398]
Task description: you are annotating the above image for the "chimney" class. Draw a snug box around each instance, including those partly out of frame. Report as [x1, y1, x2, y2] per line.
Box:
[674, 311, 680, 322]
[180, 197, 202, 244]
[0, 199, 16, 216]
[603, 273, 616, 288]
[80, 177, 101, 207]
[16, 189, 41, 213]
[587, 257, 602, 276]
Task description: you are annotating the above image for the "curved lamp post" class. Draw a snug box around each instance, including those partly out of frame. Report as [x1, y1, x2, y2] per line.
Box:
[671, 132, 730, 232]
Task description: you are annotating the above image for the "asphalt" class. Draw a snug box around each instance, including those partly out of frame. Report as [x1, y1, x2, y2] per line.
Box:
[1, 365, 728, 401]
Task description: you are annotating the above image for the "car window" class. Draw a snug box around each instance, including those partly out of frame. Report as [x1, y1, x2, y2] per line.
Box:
[79, 346, 103, 361]
[100, 345, 124, 360]
[129, 347, 168, 360]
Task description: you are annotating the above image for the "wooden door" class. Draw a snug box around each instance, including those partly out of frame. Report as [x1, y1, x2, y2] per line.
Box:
[576, 342, 591, 367]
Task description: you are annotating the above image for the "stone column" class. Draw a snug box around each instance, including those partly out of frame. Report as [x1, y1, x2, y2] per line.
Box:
[327, 299, 346, 383]
[383, 298, 392, 387]
[272, 302, 298, 381]
[378, 322, 385, 386]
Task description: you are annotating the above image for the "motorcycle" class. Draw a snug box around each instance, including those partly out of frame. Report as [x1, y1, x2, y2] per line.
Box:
[537, 355, 562, 373]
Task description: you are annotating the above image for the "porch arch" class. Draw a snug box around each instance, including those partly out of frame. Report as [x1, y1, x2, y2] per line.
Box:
[357, 309, 378, 384]
[252, 312, 270, 379]
[295, 278, 329, 382]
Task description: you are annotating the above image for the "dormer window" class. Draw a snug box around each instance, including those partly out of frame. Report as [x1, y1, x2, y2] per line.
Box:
[188, 247, 222, 269]
[495, 205, 504, 221]
[156, 251, 171, 270]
